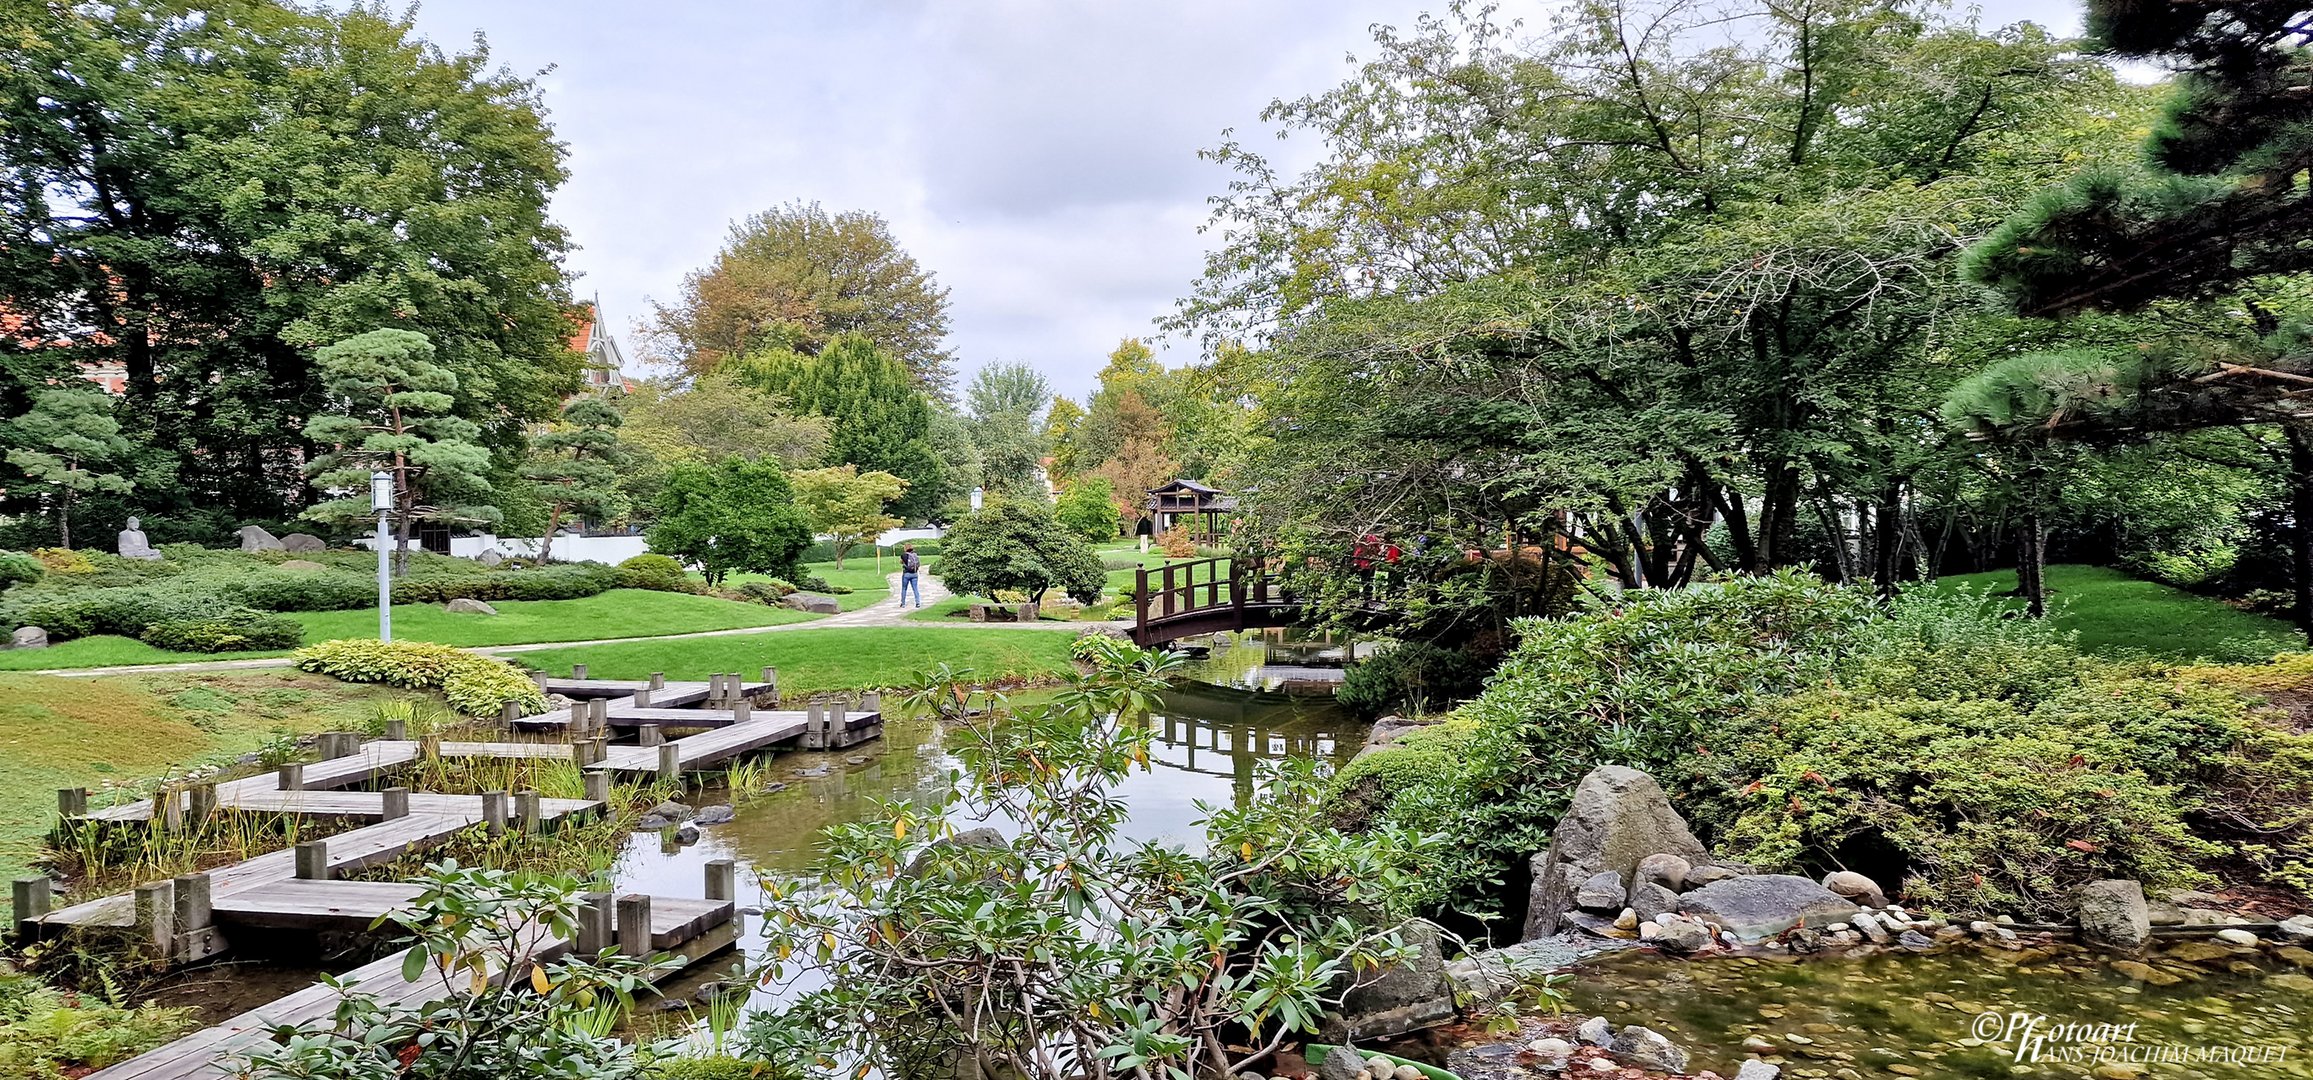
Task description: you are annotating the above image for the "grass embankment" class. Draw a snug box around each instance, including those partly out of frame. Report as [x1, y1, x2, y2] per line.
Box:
[0, 589, 813, 671]
[1937, 564, 2299, 659]
[513, 626, 1080, 695]
[0, 670, 422, 881]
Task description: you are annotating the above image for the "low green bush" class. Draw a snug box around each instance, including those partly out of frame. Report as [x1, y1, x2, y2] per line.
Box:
[229, 567, 375, 611]
[294, 638, 548, 717]
[0, 969, 196, 1079]
[1327, 718, 1477, 830]
[646, 1057, 783, 1080]
[0, 551, 45, 590]
[1334, 641, 1485, 719]
[737, 580, 793, 604]
[617, 553, 698, 593]
[139, 611, 304, 653]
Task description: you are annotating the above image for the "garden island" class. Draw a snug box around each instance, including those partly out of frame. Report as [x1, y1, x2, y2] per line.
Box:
[2, 0, 2312, 1078]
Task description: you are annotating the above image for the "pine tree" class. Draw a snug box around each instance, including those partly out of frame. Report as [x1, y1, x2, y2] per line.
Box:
[301, 329, 497, 574]
[525, 396, 632, 563]
[5, 387, 133, 549]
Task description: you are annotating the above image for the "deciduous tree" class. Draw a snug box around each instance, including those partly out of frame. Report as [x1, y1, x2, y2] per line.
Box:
[735, 334, 945, 522]
[933, 499, 1105, 606]
[644, 457, 812, 586]
[617, 373, 829, 507]
[964, 361, 1051, 499]
[792, 465, 908, 569]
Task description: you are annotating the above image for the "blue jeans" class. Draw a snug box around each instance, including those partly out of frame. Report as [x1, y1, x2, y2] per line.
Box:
[899, 571, 921, 607]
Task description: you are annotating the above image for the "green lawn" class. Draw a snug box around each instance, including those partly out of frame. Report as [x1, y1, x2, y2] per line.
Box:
[729, 559, 895, 612]
[0, 589, 814, 672]
[0, 670, 424, 880]
[1935, 564, 2300, 660]
[510, 626, 1081, 695]
[907, 541, 1187, 622]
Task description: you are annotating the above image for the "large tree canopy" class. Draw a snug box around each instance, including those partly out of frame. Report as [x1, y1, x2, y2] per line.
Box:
[734, 334, 946, 522]
[0, 0, 579, 530]
[649, 201, 954, 391]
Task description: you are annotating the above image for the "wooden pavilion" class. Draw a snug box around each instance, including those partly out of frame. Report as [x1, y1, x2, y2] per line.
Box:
[1146, 479, 1238, 538]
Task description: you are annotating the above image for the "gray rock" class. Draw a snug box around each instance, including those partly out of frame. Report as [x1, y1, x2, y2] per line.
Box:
[1631, 881, 1680, 923]
[792, 766, 830, 778]
[1635, 853, 1691, 893]
[1821, 870, 1889, 909]
[636, 813, 673, 830]
[280, 532, 326, 553]
[1654, 917, 1715, 954]
[1575, 1015, 1612, 1047]
[903, 826, 1009, 879]
[238, 525, 284, 552]
[2146, 895, 2186, 926]
[1736, 1061, 1782, 1080]
[692, 804, 735, 826]
[674, 824, 701, 844]
[2278, 915, 2313, 943]
[1319, 1046, 1367, 1080]
[9, 626, 47, 650]
[761, 781, 789, 794]
[1683, 864, 1742, 890]
[1852, 910, 1890, 943]
[646, 800, 693, 822]
[782, 592, 842, 615]
[2215, 928, 2260, 946]
[1896, 929, 1935, 950]
[2075, 879, 2152, 949]
[1609, 1026, 1688, 1073]
[444, 597, 499, 616]
[1442, 1044, 1525, 1080]
[475, 549, 506, 567]
[1573, 871, 1627, 912]
[1522, 765, 1708, 939]
[1322, 920, 1456, 1042]
[1677, 875, 1859, 943]
[278, 559, 327, 571]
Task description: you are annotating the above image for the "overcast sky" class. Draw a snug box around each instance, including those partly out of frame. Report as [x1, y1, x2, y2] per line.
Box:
[397, 0, 2088, 402]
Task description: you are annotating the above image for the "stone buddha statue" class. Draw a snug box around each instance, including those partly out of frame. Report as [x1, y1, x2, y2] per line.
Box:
[118, 516, 161, 560]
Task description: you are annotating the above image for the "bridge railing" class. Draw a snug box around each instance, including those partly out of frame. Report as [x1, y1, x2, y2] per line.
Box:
[1133, 555, 1280, 628]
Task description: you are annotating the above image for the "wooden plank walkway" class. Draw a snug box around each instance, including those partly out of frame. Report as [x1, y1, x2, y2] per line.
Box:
[604, 706, 810, 729]
[591, 717, 808, 775]
[85, 895, 734, 1080]
[83, 790, 594, 824]
[515, 677, 774, 732]
[210, 880, 426, 930]
[81, 742, 423, 824]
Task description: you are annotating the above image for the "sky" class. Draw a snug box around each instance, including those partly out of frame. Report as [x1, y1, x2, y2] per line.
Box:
[395, 0, 2089, 401]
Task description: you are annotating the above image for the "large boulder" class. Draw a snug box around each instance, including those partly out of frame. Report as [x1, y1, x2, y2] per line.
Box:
[444, 597, 499, 616]
[2075, 880, 2152, 949]
[1822, 870, 1890, 909]
[1320, 920, 1456, 1042]
[782, 592, 841, 615]
[9, 626, 47, 650]
[1610, 1026, 1689, 1074]
[1677, 874, 1858, 943]
[1522, 766, 1708, 939]
[238, 525, 284, 552]
[475, 549, 506, 567]
[1573, 871, 1627, 912]
[280, 533, 326, 553]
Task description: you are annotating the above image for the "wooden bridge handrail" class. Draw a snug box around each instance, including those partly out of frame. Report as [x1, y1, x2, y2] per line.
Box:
[1134, 555, 1291, 644]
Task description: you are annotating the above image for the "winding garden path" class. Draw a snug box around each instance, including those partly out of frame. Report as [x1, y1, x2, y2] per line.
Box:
[36, 571, 1097, 678]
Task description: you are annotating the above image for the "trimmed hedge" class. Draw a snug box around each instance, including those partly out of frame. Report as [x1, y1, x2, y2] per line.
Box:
[0, 552, 44, 590]
[294, 638, 548, 718]
[140, 612, 304, 653]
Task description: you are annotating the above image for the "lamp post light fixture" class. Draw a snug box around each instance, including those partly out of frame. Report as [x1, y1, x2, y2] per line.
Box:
[370, 470, 394, 642]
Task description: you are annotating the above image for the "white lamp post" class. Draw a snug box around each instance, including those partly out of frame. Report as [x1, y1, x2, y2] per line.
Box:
[370, 470, 394, 642]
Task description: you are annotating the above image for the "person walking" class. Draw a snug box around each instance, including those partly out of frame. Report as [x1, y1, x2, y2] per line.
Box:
[898, 543, 923, 607]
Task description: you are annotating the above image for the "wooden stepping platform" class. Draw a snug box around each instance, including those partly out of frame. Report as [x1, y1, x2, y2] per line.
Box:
[78, 742, 423, 824]
[515, 677, 774, 731]
[211, 880, 426, 930]
[81, 790, 595, 824]
[591, 717, 809, 775]
[603, 706, 810, 729]
[84, 890, 736, 1080]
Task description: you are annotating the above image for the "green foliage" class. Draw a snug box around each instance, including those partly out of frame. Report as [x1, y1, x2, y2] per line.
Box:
[4, 387, 135, 549]
[0, 968, 195, 1078]
[294, 639, 548, 718]
[1053, 477, 1119, 541]
[140, 612, 304, 653]
[1326, 718, 1478, 832]
[645, 458, 813, 586]
[732, 335, 944, 520]
[616, 374, 831, 509]
[0, 551, 44, 590]
[789, 465, 907, 569]
[964, 361, 1051, 499]
[240, 863, 655, 1079]
[744, 646, 1432, 1080]
[644, 1058, 782, 1080]
[301, 329, 500, 567]
[1334, 642, 1484, 719]
[527, 395, 633, 563]
[616, 554, 696, 593]
[931, 499, 1104, 605]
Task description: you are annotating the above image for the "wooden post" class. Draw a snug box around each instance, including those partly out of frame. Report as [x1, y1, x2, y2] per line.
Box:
[189, 782, 217, 827]
[616, 894, 652, 957]
[381, 787, 410, 820]
[572, 663, 589, 680]
[134, 880, 175, 955]
[705, 858, 737, 902]
[649, 671, 666, 690]
[863, 692, 881, 715]
[501, 701, 520, 724]
[576, 891, 613, 954]
[515, 790, 542, 832]
[173, 873, 212, 939]
[592, 698, 609, 727]
[762, 666, 778, 696]
[732, 698, 752, 722]
[384, 718, 408, 741]
[583, 771, 611, 804]
[294, 841, 329, 880]
[481, 791, 508, 834]
[13, 876, 51, 937]
[277, 763, 304, 792]
[634, 687, 652, 708]
[57, 788, 87, 818]
[639, 724, 664, 747]
[657, 743, 682, 787]
[1135, 566, 1150, 632]
[152, 788, 183, 834]
[571, 741, 594, 768]
[1231, 556, 1246, 622]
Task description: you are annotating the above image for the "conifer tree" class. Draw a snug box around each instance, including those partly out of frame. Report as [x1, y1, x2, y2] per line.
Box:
[734, 334, 944, 521]
[301, 329, 496, 574]
[525, 396, 631, 563]
[5, 387, 133, 549]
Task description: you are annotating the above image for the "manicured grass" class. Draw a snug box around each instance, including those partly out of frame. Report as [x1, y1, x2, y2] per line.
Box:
[293, 588, 811, 646]
[908, 540, 1190, 622]
[0, 636, 290, 672]
[1935, 564, 2300, 660]
[510, 626, 1081, 695]
[730, 560, 896, 612]
[0, 670, 425, 880]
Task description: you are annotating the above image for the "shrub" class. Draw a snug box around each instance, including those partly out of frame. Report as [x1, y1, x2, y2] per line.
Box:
[739, 580, 795, 604]
[1334, 641, 1485, 719]
[618, 553, 698, 593]
[934, 500, 1104, 605]
[228, 567, 375, 611]
[1327, 718, 1478, 831]
[0, 969, 196, 1078]
[31, 547, 95, 574]
[0, 551, 44, 589]
[295, 638, 548, 718]
[1, 586, 237, 640]
[646, 1058, 783, 1080]
[140, 611, 304, 653]
[1158, 526, 1197, 558]
[1053, 477, 1120, 542]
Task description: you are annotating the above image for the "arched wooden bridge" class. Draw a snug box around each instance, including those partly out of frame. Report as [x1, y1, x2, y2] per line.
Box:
[1132, 555, 1300, 646]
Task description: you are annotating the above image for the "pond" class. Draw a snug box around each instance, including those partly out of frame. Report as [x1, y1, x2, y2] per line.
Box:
[1560, 939, 2313, 1078]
